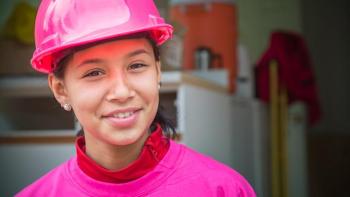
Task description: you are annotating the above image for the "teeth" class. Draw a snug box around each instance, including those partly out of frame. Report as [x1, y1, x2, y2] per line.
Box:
[113, 112, 134, 119]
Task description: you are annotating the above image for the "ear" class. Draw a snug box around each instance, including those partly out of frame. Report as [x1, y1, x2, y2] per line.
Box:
[48, 74, 69, 106]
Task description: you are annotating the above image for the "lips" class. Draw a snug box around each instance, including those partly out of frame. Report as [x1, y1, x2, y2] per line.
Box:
[103, 108, 141, 128]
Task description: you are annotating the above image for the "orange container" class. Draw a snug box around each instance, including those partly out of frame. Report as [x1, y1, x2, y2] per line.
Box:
[170, 3, 238, 92]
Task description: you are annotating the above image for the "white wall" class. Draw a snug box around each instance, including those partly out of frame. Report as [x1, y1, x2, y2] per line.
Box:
[236, 0, 303, 62]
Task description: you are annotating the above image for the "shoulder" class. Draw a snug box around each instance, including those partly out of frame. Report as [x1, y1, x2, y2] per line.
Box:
[169, 142, 256, 196]
[15, 158, 73, 197]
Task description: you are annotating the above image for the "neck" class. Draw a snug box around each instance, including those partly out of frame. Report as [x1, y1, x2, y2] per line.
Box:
[84, 131, 149, 171]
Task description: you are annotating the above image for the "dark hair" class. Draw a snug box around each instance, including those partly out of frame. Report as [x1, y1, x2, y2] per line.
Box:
[53, 32, 176, 139]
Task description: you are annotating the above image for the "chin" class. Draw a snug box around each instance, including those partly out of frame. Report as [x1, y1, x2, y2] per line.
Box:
[107, 128, 148, 146]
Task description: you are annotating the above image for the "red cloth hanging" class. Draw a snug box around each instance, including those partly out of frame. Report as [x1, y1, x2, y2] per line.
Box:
[256, 31, 321, 125]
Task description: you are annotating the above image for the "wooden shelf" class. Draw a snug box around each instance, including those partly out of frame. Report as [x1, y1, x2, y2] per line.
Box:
[0, 135, 76, 144]
[0, 75, 50, 97]
[0, 130, 76, 144]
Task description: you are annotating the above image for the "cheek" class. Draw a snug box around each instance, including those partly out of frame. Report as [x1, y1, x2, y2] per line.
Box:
[67, 82, 105, 116]
[130, 72, 159, 106]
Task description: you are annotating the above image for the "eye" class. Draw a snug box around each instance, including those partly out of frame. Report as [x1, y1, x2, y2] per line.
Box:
[83, 69, 104, 78]
[128, 63, 147, 71]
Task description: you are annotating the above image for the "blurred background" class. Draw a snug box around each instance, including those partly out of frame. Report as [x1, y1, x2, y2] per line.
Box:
[0, 0, 349, 196]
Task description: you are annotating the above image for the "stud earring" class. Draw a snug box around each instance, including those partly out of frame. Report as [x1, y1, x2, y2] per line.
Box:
[62, 103, 72, 111]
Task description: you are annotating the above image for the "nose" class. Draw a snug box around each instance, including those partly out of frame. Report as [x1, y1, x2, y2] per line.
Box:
[105, 72, 134, 102]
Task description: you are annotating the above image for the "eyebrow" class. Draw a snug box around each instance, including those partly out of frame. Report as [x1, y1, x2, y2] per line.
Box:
[77, 58, 104, 67]
[126, 49, 151, 58]
[77, 49, 151, 67]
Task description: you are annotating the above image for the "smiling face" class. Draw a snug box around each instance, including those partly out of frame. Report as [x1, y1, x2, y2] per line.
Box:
[49, 38, 161, 148]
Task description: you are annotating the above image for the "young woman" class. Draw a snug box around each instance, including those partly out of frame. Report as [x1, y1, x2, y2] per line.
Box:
[16, 0, 255, 196]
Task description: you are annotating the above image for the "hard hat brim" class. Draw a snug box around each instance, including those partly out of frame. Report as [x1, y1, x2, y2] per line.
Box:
[31, 24, 173, 73]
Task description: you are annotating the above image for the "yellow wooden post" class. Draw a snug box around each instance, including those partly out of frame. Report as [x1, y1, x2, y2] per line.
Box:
[280, 87, 289, 197]
[269, 60, 281, 197]
[270, 60, 289, 197]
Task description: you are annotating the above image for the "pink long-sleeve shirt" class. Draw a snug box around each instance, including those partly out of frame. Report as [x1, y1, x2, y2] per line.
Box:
[16, 141, 256, 197]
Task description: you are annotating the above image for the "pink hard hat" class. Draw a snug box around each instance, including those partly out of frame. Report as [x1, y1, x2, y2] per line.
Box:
[32, 0, 173, 73]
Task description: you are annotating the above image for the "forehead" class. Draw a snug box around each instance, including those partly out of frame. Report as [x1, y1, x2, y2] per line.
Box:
[73, 38, 153, 60]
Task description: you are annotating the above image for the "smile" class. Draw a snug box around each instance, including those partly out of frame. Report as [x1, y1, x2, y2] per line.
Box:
[113, 111, 134, 119]
[103, 108, 141, 128]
